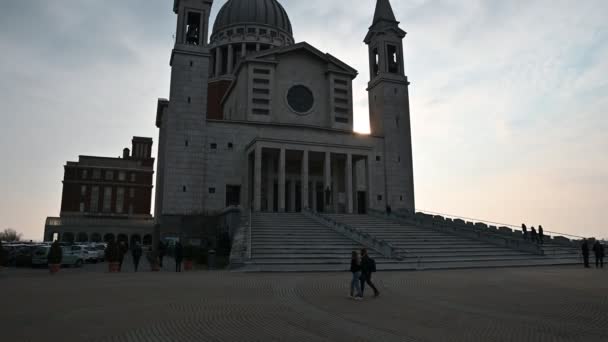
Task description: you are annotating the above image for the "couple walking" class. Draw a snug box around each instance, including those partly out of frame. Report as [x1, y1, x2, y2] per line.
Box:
[350, 248, 380, 300]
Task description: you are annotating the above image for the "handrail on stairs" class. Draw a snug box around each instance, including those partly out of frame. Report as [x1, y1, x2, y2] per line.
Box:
[415, 209, 590, 241]
[248, 205, 252, 260]
[304, 209, 412, 262]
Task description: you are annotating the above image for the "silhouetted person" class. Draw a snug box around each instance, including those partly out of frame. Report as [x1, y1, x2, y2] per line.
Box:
[521, 224, 528, 240]
[530, 227, 538, 244]
[158, 241, 166, 268]
[582, 240, 590, 268]
[174, 241, 183, 272]
[118, 241, 128, 272]
[593, 241, 604, 269]
[386, 205, 392, 215]
[350, 251, 362, 299]
[538, 226, 544, 245]
[359, 249, 379, 297]
[132, 243, 143, 272]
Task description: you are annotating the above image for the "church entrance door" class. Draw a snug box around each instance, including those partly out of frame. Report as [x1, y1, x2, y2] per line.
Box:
[357, 191, 367, 214]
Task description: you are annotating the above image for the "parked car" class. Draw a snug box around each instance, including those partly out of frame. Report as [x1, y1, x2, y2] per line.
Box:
[84, 246, 104, 263]
[31, 246, 85, 268]
[92, 243, 107, 261]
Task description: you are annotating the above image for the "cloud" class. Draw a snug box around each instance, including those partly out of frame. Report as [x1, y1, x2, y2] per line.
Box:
[0, 0, 606, 239]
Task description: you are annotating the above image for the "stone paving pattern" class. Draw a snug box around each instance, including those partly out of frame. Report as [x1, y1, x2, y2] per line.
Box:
[1, 263, 607, 342]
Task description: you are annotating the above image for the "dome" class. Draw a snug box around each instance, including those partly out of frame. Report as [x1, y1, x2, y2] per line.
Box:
[212, 0, 293, 38]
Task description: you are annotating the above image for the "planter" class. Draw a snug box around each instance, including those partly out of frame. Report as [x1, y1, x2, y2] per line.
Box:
[49, 264, 61, 274]
[184, 260, 194, 271]
[108, 262, 120, 273]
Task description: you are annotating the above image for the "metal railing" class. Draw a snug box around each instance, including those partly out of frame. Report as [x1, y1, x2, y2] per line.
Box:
[369, 209, 545, 256]
[304, 209, 407, 261]
[247, 206, 253, 260]
[415, 209, 589, 241]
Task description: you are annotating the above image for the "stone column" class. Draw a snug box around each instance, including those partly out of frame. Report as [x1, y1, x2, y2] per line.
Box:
[346, 153, 353, 214]
[256, 43, 261, 52]
[365, 155, 373, 212]
[253, 146, 262, 211]
[289, 179, 296, 212]
[227, 44, 234, 74]
[324, 152, 331, 211]
[241, 43, 246, 57]
[215, 47, 222, 76]
[266, 156, 275, 212]
[278, 148, 286, 212]
[301, 150, 309, 210]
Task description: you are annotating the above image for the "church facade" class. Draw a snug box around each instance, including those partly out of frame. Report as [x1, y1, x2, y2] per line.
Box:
[155, 0, 415, 236]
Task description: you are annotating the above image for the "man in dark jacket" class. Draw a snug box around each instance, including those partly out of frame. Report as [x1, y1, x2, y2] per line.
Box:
[582, 240, 590, 268]
[593, 241, 604, 269]
[175, 241, 183, 272]
[538, 226, 545, 245]
[132, 243, 143, 272]
[158, 241, 166, 267]
[359, 249, 379, 297]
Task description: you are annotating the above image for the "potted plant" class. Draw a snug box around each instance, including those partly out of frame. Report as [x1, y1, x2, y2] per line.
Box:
[147, 250, 160, 271]
[47, 241, 63, 274]
[183, 245, 194, 271]
[105, 242, 120, 273]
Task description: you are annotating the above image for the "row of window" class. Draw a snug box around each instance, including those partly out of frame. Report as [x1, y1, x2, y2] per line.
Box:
[188, 142, 234, 150]
[83, 186, 136, 214]
[217, 27, 289, 42]
[81, 169, 137, 182]
[377, 195, 405, 202]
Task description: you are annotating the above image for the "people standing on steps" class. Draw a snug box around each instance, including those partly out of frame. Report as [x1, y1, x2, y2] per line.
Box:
[360, 249, 379, 298]
[521, 224, 528, 240]
[582, 240, 590, 268]
[350, 251, 362, 300]
[538, 226, 545, 245]
[132, 242, 143, 272]
[593, 241, 604, 269]
[530, 227, 538, 244]
[175, 241, 184, 272]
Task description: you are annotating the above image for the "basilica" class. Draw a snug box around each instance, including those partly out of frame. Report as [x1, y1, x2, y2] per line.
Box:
[154, 0, 415, 236]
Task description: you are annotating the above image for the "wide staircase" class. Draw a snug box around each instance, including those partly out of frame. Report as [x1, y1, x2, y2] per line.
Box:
[324, 214, 580, 270]
[242, 213, 394, 272]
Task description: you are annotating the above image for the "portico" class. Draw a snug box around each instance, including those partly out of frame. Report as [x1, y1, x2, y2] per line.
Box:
[245, 140, 372, 214]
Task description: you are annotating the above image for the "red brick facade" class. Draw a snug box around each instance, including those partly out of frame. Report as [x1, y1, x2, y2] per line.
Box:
[59, 137, 154, 218]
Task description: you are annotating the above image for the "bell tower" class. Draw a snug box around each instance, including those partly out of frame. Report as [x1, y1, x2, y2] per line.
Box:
[158, 0, 213, 219]
[365, 0, 415, 212]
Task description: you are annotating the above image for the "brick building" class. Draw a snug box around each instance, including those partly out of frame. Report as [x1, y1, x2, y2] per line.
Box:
[44, 137, 155, 246]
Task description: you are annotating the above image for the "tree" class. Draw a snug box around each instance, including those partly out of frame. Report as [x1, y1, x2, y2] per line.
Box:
[0, 228, 22, 242]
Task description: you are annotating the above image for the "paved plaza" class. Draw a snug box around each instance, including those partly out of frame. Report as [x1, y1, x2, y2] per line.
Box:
[1, 264, 606, 342]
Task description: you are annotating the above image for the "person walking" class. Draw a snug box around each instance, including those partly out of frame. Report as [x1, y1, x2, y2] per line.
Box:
[593, 241, 604, 269]
[350, 251, 362, 299]
[174, 241, 183, 272]
[582, 240, 590, 268]
[132, 242, 143, 272]
[118, 241, 128, 272]
[158, 241, 166, 268]
[538, 226, 544, 245]
[521, 224, 528, 240]
[359, 249, 379, 298]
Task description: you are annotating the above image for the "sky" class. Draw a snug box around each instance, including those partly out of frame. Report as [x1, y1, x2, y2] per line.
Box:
[0, 0, 606, 241]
